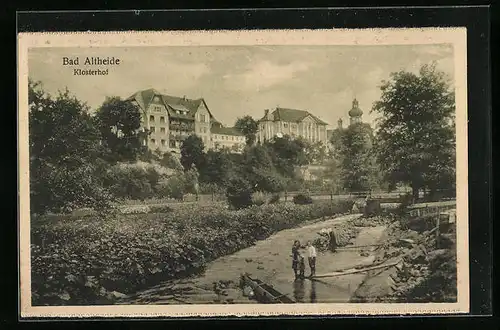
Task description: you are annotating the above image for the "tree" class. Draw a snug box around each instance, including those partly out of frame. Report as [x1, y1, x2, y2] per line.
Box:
[28, 80, 112, 214]
[180, 135, 206, 171]
[264, 135, 308, 178]
[160, 152, 183, 171]
[337, 122, 378, 192]
[235, 116, 259, 146]
[95, 96, 145, 161]
[373, 63, 455, 200]
[303, 140, 328, 165]
[199, 149, 234, 185]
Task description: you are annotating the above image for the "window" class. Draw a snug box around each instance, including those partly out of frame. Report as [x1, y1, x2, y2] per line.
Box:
[161, 139, 166, 146]
[150, 126, 155, 132]
[160, 116, 165, 123]
[203, 127, 207, 134]
[231, 136, 234, 141]
[151, 139, 156, 145]
[150, 115, 155, 122]
[284, 123, 288, 128]
[200, 114, 206, 123]
[160, 127, 166, 133]
[169, 140, 176, 148]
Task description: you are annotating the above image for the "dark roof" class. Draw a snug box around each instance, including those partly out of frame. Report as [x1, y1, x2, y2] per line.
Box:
[127, 88, 215, 121]
[258, 107, 328, 125]
[211, 126, 244, 136]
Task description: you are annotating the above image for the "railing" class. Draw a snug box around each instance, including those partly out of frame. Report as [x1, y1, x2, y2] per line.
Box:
[407, 201, 456, 218]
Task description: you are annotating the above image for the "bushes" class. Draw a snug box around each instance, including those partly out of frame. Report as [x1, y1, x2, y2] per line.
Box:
[226, 176, 253, 209]
[293, 193, 313, 205]
[104, 162, 166, 200]
[31, 199, 353, 305]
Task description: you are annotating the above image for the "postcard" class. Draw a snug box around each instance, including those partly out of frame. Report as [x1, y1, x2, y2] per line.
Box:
[18, 28, 468, 317]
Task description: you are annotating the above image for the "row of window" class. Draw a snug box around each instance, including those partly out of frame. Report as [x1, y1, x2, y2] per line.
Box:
[213, 135, 243, 141]
[150, 115, 166, 123]
[150, 126, 166, 133]
[149, 114, 209, 123]
[261, 123, 319, 130]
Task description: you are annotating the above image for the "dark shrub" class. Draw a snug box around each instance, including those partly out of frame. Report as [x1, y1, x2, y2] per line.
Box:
[149, 205, 174, 213]
[226, 176, 253, 209]
[293, 193, 313, 205]
[269, 193, 281, 204]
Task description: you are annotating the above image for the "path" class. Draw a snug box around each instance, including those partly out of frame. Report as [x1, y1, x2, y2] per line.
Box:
[118, 213, 387, 305]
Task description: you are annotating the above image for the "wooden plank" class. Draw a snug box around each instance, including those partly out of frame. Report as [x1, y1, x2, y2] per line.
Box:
[312, 260, 401, 279]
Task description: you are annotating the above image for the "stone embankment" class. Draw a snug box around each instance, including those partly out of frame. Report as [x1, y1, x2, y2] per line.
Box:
[351, 212, 457, 303]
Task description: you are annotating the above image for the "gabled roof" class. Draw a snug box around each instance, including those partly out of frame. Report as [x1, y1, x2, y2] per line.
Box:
[127, 88, 216, 121]
[258, 107, 328, 125]
[211, 126, 244, 136]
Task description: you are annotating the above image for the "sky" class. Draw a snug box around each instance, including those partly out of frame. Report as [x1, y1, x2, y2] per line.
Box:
[29, 44, 454, 129]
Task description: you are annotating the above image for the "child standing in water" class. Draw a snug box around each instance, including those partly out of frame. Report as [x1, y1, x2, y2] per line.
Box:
[306, 241, 317, 277]
[291, 240, 301, 279]
[298, 253, 306, 279]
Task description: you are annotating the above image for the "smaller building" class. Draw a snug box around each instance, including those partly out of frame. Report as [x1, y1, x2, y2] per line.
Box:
[210, 122, 246, 153]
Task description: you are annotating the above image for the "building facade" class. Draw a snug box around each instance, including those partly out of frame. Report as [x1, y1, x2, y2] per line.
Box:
[211, 123, 246, 153]
[257, 107, 328, 144]
[127, 88, 243, 154]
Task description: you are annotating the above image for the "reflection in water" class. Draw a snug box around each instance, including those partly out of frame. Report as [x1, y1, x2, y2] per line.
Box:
[310, 280, 317, 303]
[293, 280, 305, 303]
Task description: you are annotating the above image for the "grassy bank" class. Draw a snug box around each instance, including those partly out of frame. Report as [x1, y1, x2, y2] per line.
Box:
[31, 200, 353, 306]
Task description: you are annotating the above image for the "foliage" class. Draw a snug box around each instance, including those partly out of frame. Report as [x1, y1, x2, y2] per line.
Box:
[104, 165, 154, 201]
[95, 96, 146, 162]
[302, 140, 329, 165]
[293, 193, 313, 205]
[149, 205, 174, 213]
[372, 63, 455, 200]
[264, 135, 308, 178]
[251, 191, 268, 206]
[31, 200, 354, 305]
[235, 115, 259, 146]
[269, 193, 281, 204]
[157, 175, 185, 200]
[199, 149, 233, 185]
[225, 176, 253, 209]
[28, 80, 112, 215]
[180, 135, 206, 171]
[159, 152, 183, 171]
[337, 122, 379, 192]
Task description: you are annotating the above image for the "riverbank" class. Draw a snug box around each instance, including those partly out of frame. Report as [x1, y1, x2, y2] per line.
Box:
[118, 213, 389, 305]
[31, 200, 354, 306]
[351, 213, 457, 303]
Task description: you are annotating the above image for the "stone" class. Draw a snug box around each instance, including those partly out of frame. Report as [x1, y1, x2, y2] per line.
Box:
[109, 291, 128, 299]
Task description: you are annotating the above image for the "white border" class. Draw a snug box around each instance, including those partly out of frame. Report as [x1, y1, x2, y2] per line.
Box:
[18, 28, 469, 318]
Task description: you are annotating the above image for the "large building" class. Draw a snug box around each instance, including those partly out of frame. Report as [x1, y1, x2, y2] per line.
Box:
[257, 107, 328, 144]
[127, 89, 245, 154]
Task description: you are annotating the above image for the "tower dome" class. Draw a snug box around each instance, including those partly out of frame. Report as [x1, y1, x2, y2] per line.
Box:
[348, 98, 363, 125]
[348, 98, 363, 117]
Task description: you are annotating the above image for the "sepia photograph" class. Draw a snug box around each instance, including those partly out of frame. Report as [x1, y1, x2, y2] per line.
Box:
[18, 29, 468, 317]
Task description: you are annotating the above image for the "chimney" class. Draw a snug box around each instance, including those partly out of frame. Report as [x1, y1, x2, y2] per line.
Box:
[264, 109, 269, 116]
[182, 95, 187, 101]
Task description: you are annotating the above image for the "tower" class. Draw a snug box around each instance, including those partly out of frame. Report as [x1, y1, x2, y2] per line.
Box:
[348, 98, 363, 125]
